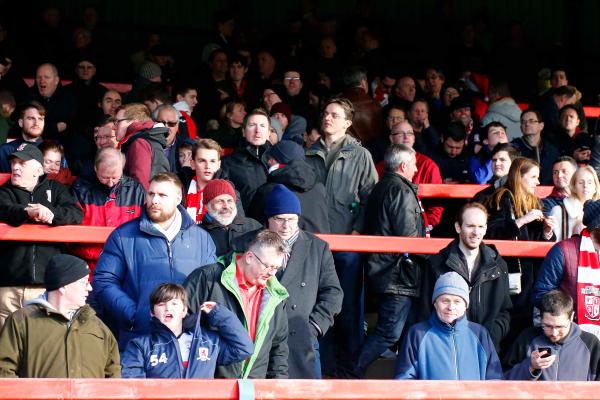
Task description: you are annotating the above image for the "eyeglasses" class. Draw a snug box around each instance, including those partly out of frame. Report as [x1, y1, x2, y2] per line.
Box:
[252, 252, 280, 272]
[94, 135, 116, 141]
[541, 323, 570, 332]
[284, 77, 301, 81]
[272, 216, 299, 226]
[521, 119, 539, 125]
[391, 131, 415, 137]
[387, 116, 405, 122]
[160, 120, 179, 128]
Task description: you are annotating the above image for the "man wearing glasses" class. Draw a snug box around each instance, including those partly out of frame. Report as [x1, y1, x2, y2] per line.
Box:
[184, 230, 290, 379]
[155, 104, 193, 173]
[504, 290, 600, 380]
[256, 184, 342, 378]
[114, 103, 170, 190]
[510, 108, 560, 185]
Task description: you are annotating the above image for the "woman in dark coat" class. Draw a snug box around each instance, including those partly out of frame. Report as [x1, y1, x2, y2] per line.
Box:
[484, 157, 556, 348]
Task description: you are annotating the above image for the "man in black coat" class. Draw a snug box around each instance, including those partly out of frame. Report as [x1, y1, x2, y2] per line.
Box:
[419, 202, 512, 350]
[263, 184, 342, 378]
[248, 140, 330, 233]
[354, 143, 425, 377]
[0, 144, 83, 327]
[220, 109, 272, 209]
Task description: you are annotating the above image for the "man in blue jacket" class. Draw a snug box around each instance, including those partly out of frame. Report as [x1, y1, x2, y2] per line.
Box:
[395, 271, 503, 380]
[92, 172, 216, 349]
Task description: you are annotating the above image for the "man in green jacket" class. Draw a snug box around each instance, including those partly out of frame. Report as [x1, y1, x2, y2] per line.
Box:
[184, 230, 289, 378]
[0, 254, 120, 378]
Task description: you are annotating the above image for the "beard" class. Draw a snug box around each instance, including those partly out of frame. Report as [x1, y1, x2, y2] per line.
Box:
[207, 202, 237, 226]
[146, 204, 177, 224]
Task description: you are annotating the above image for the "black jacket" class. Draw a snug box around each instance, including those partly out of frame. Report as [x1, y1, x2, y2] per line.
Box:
[510, 137, 560, 185]
[420, 239, 512, 349]
[220, 141, 271, 209]
[247, 160, 330, 234]
[0, 175, 84, 286]
[183, 260, 289, 379]
[277, 231, 342, 378]
[201, 214, 262, 257]
[485, 191, 553, 321]
[364, 171, 426, 295]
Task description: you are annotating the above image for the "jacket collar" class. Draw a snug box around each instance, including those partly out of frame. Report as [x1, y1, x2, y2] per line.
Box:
[429, 311, 469, 333]
[139, 204, 195, 237]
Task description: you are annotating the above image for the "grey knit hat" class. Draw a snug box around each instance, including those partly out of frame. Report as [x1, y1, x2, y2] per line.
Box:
[432, 271, 470, 306]
[139, 62, 162, 80]
[583, 200, 600, 230]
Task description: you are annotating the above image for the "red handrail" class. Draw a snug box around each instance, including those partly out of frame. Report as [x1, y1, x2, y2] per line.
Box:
[0, 224, 553, 257]
[0, 379, 598, 400]
[0, 174, 553, 199]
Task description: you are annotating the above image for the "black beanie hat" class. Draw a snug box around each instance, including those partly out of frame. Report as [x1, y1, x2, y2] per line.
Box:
[45, 254, 91, 291]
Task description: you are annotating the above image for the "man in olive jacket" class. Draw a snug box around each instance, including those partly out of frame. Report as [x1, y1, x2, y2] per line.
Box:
[354, 144, 425, 377]
[0, 254, 120, 378]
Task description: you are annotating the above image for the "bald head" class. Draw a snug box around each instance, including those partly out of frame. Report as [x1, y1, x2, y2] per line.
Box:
[36, 63, 60, 98]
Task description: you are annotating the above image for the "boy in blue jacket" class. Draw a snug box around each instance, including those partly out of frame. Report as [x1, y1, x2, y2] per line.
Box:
[121, 283, 253, 378]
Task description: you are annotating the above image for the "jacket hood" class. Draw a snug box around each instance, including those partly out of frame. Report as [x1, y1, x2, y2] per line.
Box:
[268, 159, 316, 192]
[487, 98, 521, 123]
[121, 122, 168, 149]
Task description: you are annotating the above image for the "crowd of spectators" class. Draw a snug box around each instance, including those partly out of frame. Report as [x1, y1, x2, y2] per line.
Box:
[1, 4, 600, 383]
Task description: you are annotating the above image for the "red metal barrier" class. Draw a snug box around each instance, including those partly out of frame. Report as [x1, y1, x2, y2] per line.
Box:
[0, 173, 552, 199]
[0, 224, 553, 257]
[0, 379, 598, 400]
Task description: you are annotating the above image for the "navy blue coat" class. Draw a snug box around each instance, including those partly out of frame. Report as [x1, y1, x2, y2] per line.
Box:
[121, 304, 253, 378]
[92, 205, 216, 348]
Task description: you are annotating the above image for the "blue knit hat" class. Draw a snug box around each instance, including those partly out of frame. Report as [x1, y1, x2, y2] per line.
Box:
[432, 271, 470, 306]
[267, 140, 305, 164]
[265, 184, 301, 217]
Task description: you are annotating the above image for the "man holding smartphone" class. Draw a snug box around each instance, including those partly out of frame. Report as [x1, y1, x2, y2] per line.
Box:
[504, 290, 600, 381]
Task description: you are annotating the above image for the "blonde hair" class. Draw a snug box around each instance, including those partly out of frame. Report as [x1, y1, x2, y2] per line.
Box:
[570, 165, 600, 202]
[486, 157, 541, 218]
[122, 103, 152, 122]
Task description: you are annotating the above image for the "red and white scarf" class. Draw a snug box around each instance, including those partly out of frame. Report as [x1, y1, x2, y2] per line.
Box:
[576, 229, 600, 338]
[185, 177, 206, 223]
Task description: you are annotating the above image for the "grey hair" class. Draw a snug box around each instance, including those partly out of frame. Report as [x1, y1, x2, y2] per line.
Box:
[248, 230, 290, 256]
[153, 103, 178, 121]
[384, 144, 415, 172]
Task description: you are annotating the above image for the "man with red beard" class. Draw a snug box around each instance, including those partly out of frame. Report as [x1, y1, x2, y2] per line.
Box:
[92, 173, 216, 349]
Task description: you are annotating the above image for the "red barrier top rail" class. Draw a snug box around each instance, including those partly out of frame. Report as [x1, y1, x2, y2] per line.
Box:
[0, 379, 598, 400]
[0, 224, 554, 257]
[0, 174, 553, 199]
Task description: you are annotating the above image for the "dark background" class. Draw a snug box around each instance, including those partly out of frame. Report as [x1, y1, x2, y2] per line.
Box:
[1, 0, 599, 103]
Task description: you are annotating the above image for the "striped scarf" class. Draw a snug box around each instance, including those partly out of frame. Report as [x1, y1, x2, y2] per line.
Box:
[185, 177, 206, 223]
[576, 229, 600, 338]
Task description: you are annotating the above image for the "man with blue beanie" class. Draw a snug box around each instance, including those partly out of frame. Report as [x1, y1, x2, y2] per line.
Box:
[238, 184, 342, 378]
[394, 271, 503, 380]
